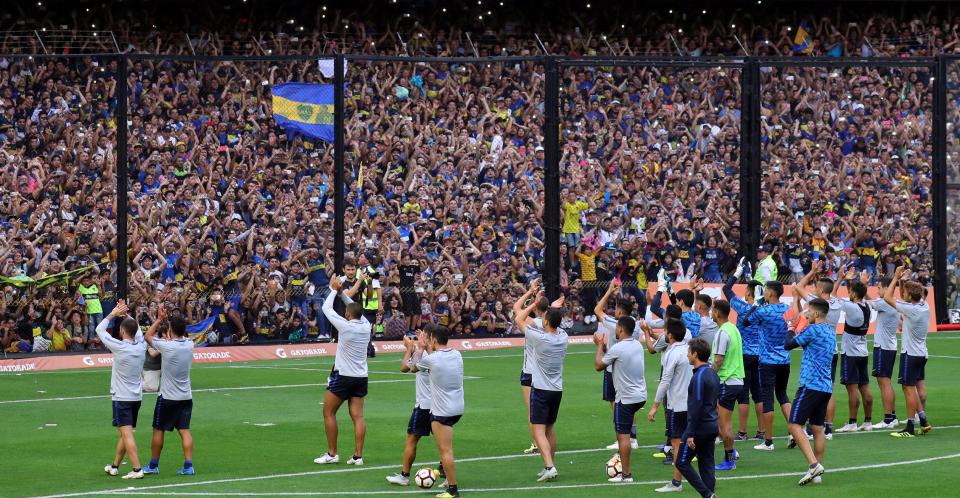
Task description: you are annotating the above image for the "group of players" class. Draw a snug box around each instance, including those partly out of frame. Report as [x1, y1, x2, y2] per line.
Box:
[97, 254, 932, 498]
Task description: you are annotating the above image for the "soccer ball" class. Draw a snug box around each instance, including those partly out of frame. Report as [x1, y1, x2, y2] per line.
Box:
[606, 455, 622, 478]
[414, 467, 439, 489]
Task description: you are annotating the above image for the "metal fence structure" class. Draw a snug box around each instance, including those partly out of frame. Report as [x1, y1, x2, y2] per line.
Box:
[1, 52, 955, 330]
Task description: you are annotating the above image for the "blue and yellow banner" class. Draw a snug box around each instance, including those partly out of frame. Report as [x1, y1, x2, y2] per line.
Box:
[793, 23, 813, 55]
[186, 314, 218, 346]
[272, 83, 335, 143]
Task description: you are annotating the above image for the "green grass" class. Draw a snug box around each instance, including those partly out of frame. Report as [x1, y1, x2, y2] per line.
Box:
[4, 334, 960, 498]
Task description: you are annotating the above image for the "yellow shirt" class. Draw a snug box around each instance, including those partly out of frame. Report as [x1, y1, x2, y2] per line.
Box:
[579, 252, 597, 281]
[50, 329, 69, 352]
[563, 201, 588, 234]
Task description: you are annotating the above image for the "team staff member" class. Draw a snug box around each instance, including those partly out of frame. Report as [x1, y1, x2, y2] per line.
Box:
[412, 325, 464, 498]
[723, 260, 764, 441]
[868, 276, 900, 429]
[594, 315, 647, 483]
[515, 281, 568, 483]
[144, 306, 195, 476]
[886, 267, 932, 438]
[784, 298, 834, 486]
[711, 300, 744, 471]
[96, 300, 147, 480]
[315, 275, 372, 465]
[676, 338, 721, 498]
[753, 281, 792, 451]
[649, 320, 693, 494]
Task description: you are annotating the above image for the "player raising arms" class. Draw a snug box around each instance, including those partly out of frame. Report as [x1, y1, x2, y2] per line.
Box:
[513, 285, 555, 456]
[595, 279, 641, 450]
[886, 267, 932, 438]
[315, 275, 372, 465]
[143, 305, 195, 476]
[867, 276, 901, 429]
[411, 325, 464, 498]
[722, 259, 764, 443]
[515, 281, 568, 482]
[594, 314, 646, 483]
[97, 299, 148, 480]
[752, 281, 792, 451]
[386, 329, 437, 486]
[710, 300, 745, 471]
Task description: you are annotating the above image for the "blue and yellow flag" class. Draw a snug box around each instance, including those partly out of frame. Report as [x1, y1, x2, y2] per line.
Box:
[793, 23, 813, 54]
[272, 83, 335, 142]
[186, 314, 218, 346]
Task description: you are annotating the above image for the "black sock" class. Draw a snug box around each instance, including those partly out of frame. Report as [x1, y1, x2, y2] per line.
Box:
[111, 464, 119, 469]
[765, 439, 773, 446]
[672, 479, 682, 486]
[352, 455, 362, 460]
[905, 419, 916, 434]
[623, 473, 632, 478]
[865, 418, 872, 424]
[848, 418, 857, 425]
[809, 463, 819, 470]
[919, 413, 928, 427]
[725, 449, 735, 461]
[737, 431, 747, 437]
[401, 471, 410, 477]
[133, 467, 141, 472]
[884, 413, 895, 424]
[824, 423, 833, 433]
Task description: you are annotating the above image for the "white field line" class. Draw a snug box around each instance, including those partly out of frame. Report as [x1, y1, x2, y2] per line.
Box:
[30, 425, 960, 498]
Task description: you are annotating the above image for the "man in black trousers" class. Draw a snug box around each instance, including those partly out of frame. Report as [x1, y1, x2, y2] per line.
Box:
[676, 338, 720, 498]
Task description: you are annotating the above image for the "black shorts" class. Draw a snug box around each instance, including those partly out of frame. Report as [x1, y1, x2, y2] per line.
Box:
[759, 363, 791, 413]
[529, 387, 563, 425]
[401, 292, 420, 315]
[431, 414, 462, 427]
[613, 401, 645, 434]
[830, 354, 838, 383]
[841, 354, 870, 386]
[719, 383, 744, 411]
[898, 355, 927, 386]
[152, 396, 192, 431]
[112, 400, 141, 428]
[789, 387, 831, 426]
[740, 355, 762, 404]
[665, 409, 688, 439]
[872, 348, 897, 378]
[327, 369, 369, 400]
[408, 407, 432, 437]
[602, 370, 617, 402]
[520, 371, 532, 387]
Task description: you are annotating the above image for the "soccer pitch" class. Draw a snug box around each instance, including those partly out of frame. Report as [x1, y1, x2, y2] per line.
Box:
[5, 335, 960, 498]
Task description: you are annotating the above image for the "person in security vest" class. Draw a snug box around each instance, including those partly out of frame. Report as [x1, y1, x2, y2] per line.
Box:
[76, 272, 104, 343]
[754, 244, 778, 285]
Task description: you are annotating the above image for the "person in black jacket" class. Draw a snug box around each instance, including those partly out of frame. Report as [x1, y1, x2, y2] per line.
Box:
[677, 337, 721, 498]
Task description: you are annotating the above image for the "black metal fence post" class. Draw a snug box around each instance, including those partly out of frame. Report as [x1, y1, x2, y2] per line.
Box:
[741, 59, 761, 265]
[934, 55, 948, 323]
[116, 54, 129, 299]
[333, 53, 346, 275]
[543, 56, 561, 302]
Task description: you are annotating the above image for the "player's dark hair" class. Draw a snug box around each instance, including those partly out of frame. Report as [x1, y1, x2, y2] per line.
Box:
[808, 298, 829, 319]
[544, 308, 563, 329]
[168, 315, 187, 338]
[675, 289, 695, 308]
[617, 316, 636, 338]
[535, 296, 549, 314]
[688, 337, 711, 362]
[427, 324, 450, 345]
[713, 299, 731, 319]
[695, 294, 712, 309]
[666, 318, 686, 343]
[616, 300, 633, 316]
[904, 282, 924, 302]
[848, 281, 867, 300]
[120, 317, 139, 338]
[746, 280, 762, 299]
[766, 281, 784, 298]
[816, 277, 835, 295]
[346, 302, 364, 320]
[665, 304, 682, 320]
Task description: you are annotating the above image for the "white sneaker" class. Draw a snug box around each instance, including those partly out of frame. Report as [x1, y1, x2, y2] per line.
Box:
[753, 442, 774, 451]
[313, 453, 339, 465]
[104, 465, 118, 476]
[537, 467, 558, 482]
[606, 441, 620, 450]
[858, 422, 874, 431]
[609, 475, 634, 483]
[889, 418, 900, 427]
[122, 470, 144, 480]
[346, 456, 364, 465]
[799, 463, 825, 486]
[655, 482, 683, 493]
[825, 432, 833, 440]
[715, 436, 723, 445]
[386, 474, 409, 486]
[630, 438, 639, 449]
[835, 423, 858, 433]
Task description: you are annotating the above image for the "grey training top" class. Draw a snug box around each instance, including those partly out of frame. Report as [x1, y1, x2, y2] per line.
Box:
[600, 315, 640, 372]
[525, 323, 568, 392]
[97, 318, 147, 402]
[896, 301, 930, 358]
[868, 298, 899, 351]
[839, 298, 868, 357]
[417, 348, 464, 417]
[697, 315, 719, 349]
[601, 338, 648, 404]
[408, 350, 432, 410]
[322, 288, 371, 377]
[151, 337, 194, 401]
[522, 317, 542, 375]
[654, 341, 693, 411]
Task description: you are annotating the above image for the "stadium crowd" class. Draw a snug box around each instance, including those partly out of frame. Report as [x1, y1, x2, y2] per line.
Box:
[0, 3, 955, 353]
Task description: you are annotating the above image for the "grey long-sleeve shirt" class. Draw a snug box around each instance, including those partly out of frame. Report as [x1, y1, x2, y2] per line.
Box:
[654, 341, 693, 411]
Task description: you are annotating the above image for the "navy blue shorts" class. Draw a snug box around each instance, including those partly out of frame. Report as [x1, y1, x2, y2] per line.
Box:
[602, 370, 617, 402]
[841, 354, 870, 386]
[529, 387, 563, 425]
[759, 363, 791, 413]
[407, 407, 432, 437]
[665, 409, 688, 439]
[520, 371, 532, 387]
[152, 396, 192, 431]
[739, 355, 762, 404]
[898, 355, 927, 386]
[872, 348, 897, 378]
[327, 369, 369, 400]
[613, 400, 645, 434]
[431, 414, 462, 427]
[789, 386, 830, 426]
[112, 400, 141, 428]
[719, 383, 744, 411]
